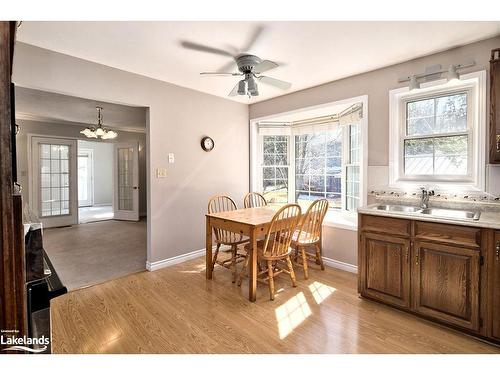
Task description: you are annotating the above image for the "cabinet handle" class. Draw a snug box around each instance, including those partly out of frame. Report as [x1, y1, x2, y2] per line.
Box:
[496, 241, 500, 259]
[415, 252, 419, 265]
[405, 246, 409, 262]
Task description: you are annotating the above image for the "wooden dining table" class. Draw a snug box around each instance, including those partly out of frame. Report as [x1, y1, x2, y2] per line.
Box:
[206, 204, 298, 302]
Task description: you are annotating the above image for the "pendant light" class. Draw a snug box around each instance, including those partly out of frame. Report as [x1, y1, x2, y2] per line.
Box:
[80, 107, 118, 140]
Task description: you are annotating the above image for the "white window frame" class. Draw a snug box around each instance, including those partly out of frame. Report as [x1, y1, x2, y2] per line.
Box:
[389, 70, 486, 191]
[250, 95, 368, 216]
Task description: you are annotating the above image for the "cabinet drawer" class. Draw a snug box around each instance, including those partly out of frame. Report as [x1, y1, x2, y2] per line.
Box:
[414, 221, 481, 248]
[360, 214, 410, 237]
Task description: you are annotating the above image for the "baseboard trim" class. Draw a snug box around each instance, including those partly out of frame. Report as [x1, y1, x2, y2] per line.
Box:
[323, 256, 358, 274]
[146, 245, 229, 272]
[146, 248, 357, 274]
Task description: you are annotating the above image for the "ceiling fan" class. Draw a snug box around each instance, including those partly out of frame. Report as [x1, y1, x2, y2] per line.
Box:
[180, 26, 292, 98]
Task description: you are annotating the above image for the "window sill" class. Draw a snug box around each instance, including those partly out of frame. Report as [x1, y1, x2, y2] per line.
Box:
[322, 210, 358, 231]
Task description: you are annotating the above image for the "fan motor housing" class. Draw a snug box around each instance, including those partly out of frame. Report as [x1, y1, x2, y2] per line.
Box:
[236, 54, 262, 73]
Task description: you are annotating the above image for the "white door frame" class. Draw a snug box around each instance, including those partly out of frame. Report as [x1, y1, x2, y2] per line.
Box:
[29, 135, 79, 228]
[77, 148, 94, 207]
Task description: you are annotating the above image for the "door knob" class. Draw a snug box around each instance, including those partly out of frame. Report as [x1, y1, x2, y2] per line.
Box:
[133, 186, 139, 190]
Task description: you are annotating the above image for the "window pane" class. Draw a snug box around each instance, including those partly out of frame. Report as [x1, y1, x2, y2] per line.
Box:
[294, 129, 342, 209]
[404, 135, 468, 176]
[434, 135, 468, 175]
[346, 166, 360, 211]
[261, 135, 289, 203]
[407, 93, 467, 136]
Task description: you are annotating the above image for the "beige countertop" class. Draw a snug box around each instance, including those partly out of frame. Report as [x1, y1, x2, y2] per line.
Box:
[358, 204, 500, 230]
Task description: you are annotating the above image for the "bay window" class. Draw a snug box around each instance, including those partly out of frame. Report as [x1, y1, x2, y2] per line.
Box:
[252, 99, 367, 213]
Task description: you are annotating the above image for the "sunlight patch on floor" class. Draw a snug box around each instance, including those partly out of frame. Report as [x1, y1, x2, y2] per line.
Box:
[308, 281, 337, 304]
[275, 292, 312, 339]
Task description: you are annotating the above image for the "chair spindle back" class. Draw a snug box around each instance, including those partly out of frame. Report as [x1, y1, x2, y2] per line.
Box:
[208, 195, 240, 244]
[262, 204, 302, 259]
[297, 199, 329, 244]
[243, 192, 267, 208]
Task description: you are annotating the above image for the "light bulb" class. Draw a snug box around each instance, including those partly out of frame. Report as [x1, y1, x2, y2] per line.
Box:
[447, 65, 459, 82]
[237, 80, 247, 95]
[95, 127, 105, 136]
[409, 75, 420, 91]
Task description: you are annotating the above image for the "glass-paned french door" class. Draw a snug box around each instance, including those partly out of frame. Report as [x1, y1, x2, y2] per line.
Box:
[31, 137, 78, 228]
[113, 142, 139, 221]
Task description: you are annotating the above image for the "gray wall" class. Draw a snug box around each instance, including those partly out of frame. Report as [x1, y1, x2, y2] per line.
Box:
[78, 140, 113, 206]
[13, 42, 249, 264]
[250, 36, 500, 168]
[16, 119, 148, 216]
[250, 35, 500, 268]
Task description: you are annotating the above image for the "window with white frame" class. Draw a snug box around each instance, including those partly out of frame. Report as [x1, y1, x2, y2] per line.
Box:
[254, 101, 366, 212]
[389, 71, 486, 190]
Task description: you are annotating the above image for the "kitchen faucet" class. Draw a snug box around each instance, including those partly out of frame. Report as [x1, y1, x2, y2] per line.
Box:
[420, 187, 435, 209]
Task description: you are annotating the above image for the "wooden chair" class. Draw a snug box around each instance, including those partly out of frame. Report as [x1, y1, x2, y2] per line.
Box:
[291, 199, 329, 279]
[208, 195, 249, 282]
[237, 204, 302, 300]
[243, 192, 267, 208]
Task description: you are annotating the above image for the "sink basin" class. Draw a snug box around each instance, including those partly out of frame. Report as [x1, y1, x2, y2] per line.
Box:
[420, 208, 481, 221]
[375, 205, 421, 213]
[373, 205, 481, 221]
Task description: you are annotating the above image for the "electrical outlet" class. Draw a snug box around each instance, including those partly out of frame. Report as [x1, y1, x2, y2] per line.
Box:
[156, 168, 167, 178]
[168, 153, 175, 163]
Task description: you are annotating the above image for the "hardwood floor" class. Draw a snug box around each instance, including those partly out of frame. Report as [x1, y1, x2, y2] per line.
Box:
[44, 219, 146, 290]
[50, 254, 500, 354]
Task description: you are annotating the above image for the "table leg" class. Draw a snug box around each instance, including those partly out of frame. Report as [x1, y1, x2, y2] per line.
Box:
[206, 216, 213, 279]
[248, 227, 257, 302]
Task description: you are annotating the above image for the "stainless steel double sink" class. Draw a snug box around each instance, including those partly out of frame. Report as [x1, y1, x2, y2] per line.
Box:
[374, 204, 481, 221]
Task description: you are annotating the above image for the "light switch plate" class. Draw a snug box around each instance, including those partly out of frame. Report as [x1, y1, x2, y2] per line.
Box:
[168, 153, 175, 163]
[156, 168, 167, 178]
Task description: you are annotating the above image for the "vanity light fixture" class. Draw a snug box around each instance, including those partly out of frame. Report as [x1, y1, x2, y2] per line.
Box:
[398, 61, 475, 89]
[80, 107, 118, 140]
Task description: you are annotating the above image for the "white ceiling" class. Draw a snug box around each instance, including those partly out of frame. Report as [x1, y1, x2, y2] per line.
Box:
[17, 21, 500, 104]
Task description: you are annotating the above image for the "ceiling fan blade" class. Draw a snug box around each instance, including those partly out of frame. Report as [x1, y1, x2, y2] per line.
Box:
[200, 72, 241, 76]
[180, 41, 233, 57]
[228, 81, 240, 97]
[242, 24, 265, 52]
[254, 60, 279, 74]
[217, 60, 238, 73]
[258, 76, 292, 90]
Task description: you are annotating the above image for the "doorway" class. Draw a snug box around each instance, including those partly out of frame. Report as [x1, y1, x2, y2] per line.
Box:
[77, 140, 114, 224]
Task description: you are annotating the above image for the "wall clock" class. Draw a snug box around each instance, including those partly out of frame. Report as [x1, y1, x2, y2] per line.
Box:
[201, 136, 215, 152]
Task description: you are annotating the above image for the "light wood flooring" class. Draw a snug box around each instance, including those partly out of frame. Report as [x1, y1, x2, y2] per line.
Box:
[50, 254, 500, 354]
[44, 219, 146, 290]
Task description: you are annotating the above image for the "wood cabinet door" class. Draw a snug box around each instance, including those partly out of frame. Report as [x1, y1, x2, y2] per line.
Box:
[490, 232, 500, 340]
[360, 232, 410, 309]
[412, 240, 480, 331]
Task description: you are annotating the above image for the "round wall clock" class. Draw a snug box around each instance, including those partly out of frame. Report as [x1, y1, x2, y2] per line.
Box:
[201, 136, 215, 152]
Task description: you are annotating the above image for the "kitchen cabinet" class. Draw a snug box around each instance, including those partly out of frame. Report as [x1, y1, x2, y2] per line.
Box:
[359, 232, 410, 308]
[412, 240, 480, 331]
[358, 213, 499, 344]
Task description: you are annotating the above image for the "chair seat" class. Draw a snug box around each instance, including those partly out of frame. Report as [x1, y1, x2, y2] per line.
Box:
[216, 235, 249, 246]
[244, 239, 293, 260]
[291, 230, 320, 245]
